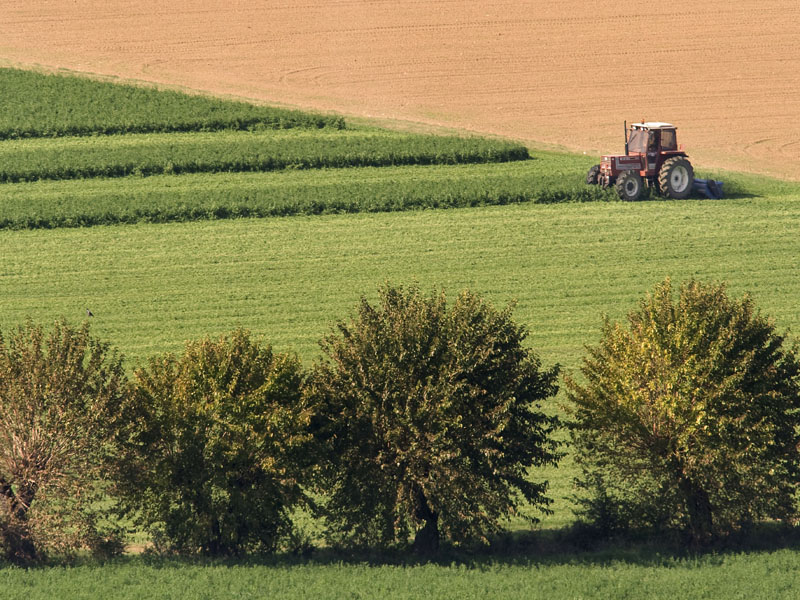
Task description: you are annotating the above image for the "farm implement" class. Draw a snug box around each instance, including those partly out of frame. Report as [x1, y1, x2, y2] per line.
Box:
[586, 122, 723, 201]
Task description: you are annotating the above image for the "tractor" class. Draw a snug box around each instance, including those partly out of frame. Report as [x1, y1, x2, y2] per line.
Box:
[586, 121, 708, 201]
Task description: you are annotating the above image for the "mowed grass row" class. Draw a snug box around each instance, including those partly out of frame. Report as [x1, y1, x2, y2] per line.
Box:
[0, 67, 344, 138]
[2, 149, 792, 231]
[0, 129, 530, 183]
[0, 154, 614, 229]
[4, 550, 800, 600]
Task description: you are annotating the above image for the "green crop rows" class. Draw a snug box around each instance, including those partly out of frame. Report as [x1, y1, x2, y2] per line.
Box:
[0, 67, 344, 138]
[0, 130, 530, 183]
[0, 158, 618, 229]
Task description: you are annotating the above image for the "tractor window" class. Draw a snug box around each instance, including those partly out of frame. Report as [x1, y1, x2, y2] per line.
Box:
[627, 129, 647, 153]
[661, 129, 677, 151]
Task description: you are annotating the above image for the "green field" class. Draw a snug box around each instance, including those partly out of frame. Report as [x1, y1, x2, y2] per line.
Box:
[0, 129, 529, 183]
[0, 67, 344, 137]
[2, 66, 800, 596]
[4, 550, 800, 599]
[0, 157, 616, 229]
[3, 198, 799, 372]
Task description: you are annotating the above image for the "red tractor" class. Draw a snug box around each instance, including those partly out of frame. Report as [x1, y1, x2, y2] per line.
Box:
[586, 122, 698, 201]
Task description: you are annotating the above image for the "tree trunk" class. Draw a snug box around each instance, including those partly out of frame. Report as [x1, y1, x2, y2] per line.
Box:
[0, 479, 38, 563]
[678, 476, 714, 546]
[412, 486, 439, 555]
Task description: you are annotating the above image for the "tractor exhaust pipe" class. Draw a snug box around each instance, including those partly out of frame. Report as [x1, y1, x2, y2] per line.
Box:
[624, 120, 628, 156]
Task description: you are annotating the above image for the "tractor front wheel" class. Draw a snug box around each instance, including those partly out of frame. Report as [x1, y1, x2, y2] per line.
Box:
[615, 171, 643, 201]
[586, 164, 600, 185]
[658, 157, 694, 199]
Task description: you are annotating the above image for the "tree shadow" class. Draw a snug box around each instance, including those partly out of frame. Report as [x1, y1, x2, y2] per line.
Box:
[18, 520, 800, 571]
[107, 520, 800, 571]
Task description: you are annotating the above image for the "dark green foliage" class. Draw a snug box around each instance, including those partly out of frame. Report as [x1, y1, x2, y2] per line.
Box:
[0, 67, 344, 138]
[112, 330, 313, 556]
[0, 320, 126, 563]
[0, 131, 530, 184]
[307, 285, 560, 552]
[566, 278, 800, 543]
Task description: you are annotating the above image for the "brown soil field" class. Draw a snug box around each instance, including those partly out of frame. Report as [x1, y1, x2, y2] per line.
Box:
[1, 0, 798, 179]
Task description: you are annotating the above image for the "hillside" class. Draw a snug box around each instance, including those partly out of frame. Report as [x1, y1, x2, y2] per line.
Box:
[1, 1, 798, 180]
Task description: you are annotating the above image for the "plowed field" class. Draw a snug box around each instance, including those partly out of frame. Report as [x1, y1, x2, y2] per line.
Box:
[1, 1, 798, 178]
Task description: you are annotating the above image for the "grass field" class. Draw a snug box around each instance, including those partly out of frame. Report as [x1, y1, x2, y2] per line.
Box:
[0, 129, 529, 183]
[4, 549, 800, 599]
[3, 197, 798, 371]
[0, 156, 613, 229]
[0, 67, 344, 137]
[2, 66, 800, 596]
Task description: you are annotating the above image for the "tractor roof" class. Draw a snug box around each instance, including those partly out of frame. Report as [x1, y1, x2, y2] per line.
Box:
[632, 122, 676, 130]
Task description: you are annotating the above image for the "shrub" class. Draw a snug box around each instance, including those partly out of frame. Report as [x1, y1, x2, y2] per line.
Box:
[113, 330, 313, 556]
[566, 278, 800, 544]
[0, 319, 126, 563]
[307, 284, 560, 553]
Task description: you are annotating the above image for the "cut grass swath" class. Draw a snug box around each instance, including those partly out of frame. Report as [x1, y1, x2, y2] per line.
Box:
[0, 130, 530, 183]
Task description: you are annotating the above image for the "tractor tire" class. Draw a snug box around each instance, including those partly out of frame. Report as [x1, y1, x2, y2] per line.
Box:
[615, 171, 643, 201]
[658, 156, 694, 199]
[586, 164, 600, 185]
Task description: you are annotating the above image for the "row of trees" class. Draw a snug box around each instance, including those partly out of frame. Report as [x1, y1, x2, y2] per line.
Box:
[0, 280, 798, 563]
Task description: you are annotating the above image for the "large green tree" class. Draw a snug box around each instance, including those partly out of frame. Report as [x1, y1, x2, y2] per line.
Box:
[113, 329, 314, 556]
[0, 319, 126, 563]
[566, 278, 800, 543]
[308, 285, 560, 553]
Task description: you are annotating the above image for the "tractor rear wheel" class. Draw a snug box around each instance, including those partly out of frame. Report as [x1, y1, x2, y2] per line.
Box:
[615, 171, 643, 201]
[586, 164, 600, 185]
[658, 157, 694, 199]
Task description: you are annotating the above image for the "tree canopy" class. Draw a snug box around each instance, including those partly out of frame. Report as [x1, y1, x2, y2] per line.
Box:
[0, 319, 126, 562]
[113, 329, 314, 556]
[308, 284, 560, 552]
[566, 278, 800, 543]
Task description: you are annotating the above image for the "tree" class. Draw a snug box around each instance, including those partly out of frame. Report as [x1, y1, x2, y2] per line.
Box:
[307, 284, 560, 553]
[113, 329, 314, 556]
[0, 319, 126, 563]
[566, 278, 800, 544]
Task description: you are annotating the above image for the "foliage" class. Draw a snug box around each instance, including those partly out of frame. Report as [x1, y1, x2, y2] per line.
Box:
[0, 319, 126, 563]
[112, 329, 314, 556]
[307, 284, 560, 552]
[566, 278, 800, 543]
[0, 67, 344, 139]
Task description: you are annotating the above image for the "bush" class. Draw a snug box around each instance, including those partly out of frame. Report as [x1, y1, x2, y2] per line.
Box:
[566, 278, 800, 544]
[307, 284, 560, 553]
[0, 319, 126, 563]
[113, 330, 313, 556]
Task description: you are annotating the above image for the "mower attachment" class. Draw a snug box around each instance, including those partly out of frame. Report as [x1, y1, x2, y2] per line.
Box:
[693, 178, 724, 199]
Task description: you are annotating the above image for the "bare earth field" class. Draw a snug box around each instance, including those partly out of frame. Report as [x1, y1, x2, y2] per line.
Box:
[0, 0, 798, 179]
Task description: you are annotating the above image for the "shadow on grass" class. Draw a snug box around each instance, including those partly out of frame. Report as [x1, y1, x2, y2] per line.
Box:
[49, 521, 799, 572]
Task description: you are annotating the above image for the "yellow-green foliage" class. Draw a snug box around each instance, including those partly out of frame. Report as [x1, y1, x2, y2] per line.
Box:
[566, 279, 800, 541]
[112, 330, 313, 556]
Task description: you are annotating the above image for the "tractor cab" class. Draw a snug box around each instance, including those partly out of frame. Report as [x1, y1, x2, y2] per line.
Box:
[627, 122, 678, 155]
